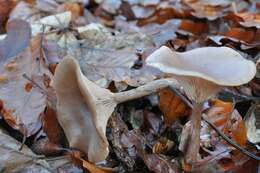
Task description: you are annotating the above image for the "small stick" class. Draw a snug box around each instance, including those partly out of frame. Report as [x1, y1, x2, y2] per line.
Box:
[168, 86, 260, 161]
[202, 115, 260, 161]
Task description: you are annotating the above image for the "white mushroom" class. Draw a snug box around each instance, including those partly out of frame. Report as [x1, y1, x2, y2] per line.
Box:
[52, 57, 178, 162]
[146, 46, 256, 166]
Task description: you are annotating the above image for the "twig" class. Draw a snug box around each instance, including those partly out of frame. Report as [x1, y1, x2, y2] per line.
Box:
[202, 115, 260, 161]
[18, 134, 26, 151]
[168, 86, 260, 161]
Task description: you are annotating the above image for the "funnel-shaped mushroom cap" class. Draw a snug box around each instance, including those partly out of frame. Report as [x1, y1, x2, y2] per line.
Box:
[146, 46, 256, 102]
[147, 46, 256, 86]
[53, 57, 117, 162]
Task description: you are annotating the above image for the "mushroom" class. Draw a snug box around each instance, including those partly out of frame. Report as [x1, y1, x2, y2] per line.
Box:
[146, 46, 256, 166]
[52, 56, 178, 162]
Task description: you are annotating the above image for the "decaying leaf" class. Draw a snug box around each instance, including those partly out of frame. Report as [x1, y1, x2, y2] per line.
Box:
[0, 126, 81, 173]
[204, 99, 233, 131]
[74, 23, 154, 87]
[73, 152, 115, 173]
[9, 1, 44, 24]
[159, 88, 190, 125]
[244, 104, 260, 144]
[0, 36, 52, 136]
[183, 0, 234, 20]
[0, 19, 31, 61]
[0, 0, 16, 33]
[41, 107, 64, 145]
[31, 11, 72, 36]
[237, 12, 260, 29]
[152, 137, 174, 154]
[121, 129, 180, 173]
[205, 99, 247, 147]
[0, 127, 49, 173]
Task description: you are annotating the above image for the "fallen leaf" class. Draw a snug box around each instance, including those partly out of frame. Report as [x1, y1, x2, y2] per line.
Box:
[72, 151, 115, 173]
[0, 19, 31, 61]
[131, 5, 156, 19]
[140, 19, 180, 46]
[74, 23, 154, 87]
[0, 127, 48, 172]
[244, 104, 260, 144]
[9, 1, 44, 23]
[0, 0, 16, 33]
[121, 129, 180, 173]
[237, 12, 260, 29]
[183, 0, 233, 20]
[57, 2, 84, 20]
[137, 6, 188, 26]
[0, 126, 82, 173]
[31, 138, 64, 156]
[41, 107, 64, 145]
[223, 27, 260, 45]
[205, 99, 233, 130]
[0, 36, 52, 136]
[152, 137, 174, 154]
[205, 99, 247, 146]
[227, 109, 247, 147]
[159, 88, 190, 125]
[178, 20, 209, 36]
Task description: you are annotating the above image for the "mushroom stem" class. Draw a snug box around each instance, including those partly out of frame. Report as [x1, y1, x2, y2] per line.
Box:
[185, 102, 203, 165]
[113, 78, 178, 103]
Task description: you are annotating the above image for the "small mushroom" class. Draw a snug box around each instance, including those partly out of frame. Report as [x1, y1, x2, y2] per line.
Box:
[52, 56, 178, 162]
[146, 46, 256, 166]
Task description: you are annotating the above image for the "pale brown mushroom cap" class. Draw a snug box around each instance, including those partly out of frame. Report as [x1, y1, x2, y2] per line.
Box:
[52, 57, 116, 162]
[146, 46, 256, 86]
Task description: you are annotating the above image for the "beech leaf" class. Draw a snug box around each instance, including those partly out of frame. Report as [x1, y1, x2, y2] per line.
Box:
[0, 19, 31, 61]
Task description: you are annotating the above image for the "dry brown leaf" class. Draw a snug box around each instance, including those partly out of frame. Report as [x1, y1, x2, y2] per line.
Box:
[227, 110, 247, 147]
[205, 99, 233, 130]
[72, 151, 115, 173]
[0, 19, 31, 61]
[183, 0, 232, 20]
[152, 137, 174, 154]
[223, 27, 260, 44]
[9, 1, 44, 23]
[178, 20, 208, 35]
[41, 107, 64, 145]
[121, 129, 180, 173]
[0, 0, 16, 33]
[0, 36, 52, 136]
[74, 24, 154, 87]
[139, 19, 180, 46]
[31, 138, 63, 156]
[137, 7, 188, 26]
[0, 127, 49, 173]
[237, 12, 260, 29]
[159, 88, 190, 125]
[205, 99, 247, 147]
[57, 2, 84, 20]
[0, 127, 82, 172]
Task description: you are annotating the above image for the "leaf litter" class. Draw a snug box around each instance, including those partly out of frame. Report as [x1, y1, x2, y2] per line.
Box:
[0, 0, 259, 173]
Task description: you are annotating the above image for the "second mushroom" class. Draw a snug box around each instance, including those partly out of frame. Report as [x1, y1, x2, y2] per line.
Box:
[146, 46, 256, 168]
